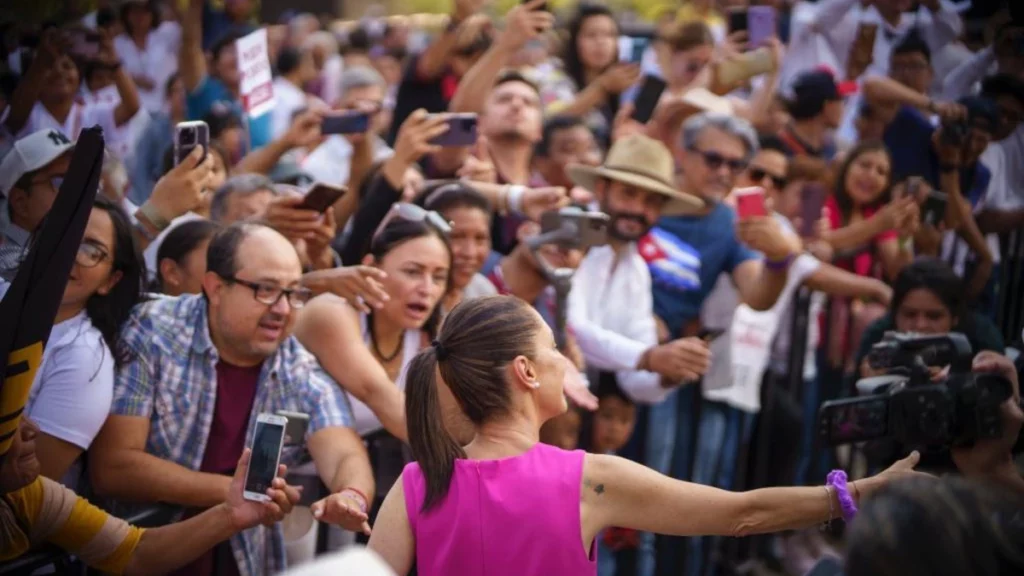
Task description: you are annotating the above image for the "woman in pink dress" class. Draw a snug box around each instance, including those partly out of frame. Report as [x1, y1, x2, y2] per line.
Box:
[367, 295, 921, 576]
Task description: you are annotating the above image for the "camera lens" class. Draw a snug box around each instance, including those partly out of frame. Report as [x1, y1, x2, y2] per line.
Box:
[182, 127, 196, 144]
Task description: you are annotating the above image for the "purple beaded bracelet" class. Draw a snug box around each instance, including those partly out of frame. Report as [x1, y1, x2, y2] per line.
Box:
[826, 470, 858, 522]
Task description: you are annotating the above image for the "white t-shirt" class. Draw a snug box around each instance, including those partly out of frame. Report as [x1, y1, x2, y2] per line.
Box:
[300, 136, 393, 188]
[113, 22, 182, 114]
[271, 77, 309, 141]
[24, 305, 114, 490]
[18, 101, 119, 144]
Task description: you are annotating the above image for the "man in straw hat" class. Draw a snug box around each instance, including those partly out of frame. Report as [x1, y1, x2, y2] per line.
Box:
[564, 133, 715, 408]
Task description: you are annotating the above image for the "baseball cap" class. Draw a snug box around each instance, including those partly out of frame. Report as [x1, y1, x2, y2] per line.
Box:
[791, 67, 858, 103]
[0, 129, 74, 196]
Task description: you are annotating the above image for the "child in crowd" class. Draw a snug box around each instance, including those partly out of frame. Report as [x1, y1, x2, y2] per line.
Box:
[539, 406, 582, 451]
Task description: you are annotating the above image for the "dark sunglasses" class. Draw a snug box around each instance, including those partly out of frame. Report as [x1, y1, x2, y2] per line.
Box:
[692, 149, 747, 175]
[747, 167, 787, 190]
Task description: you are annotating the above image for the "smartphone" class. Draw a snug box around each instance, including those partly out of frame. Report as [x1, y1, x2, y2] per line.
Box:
[321, 110, 371, 135]
[243, 413, 288, 502]
[851, 24, 878, 64]
[817, 396, 889, 446]
[631, 75, 667, 124]
[799, 183, 827, 237]
[276, 410, 311, 446]
[299, 182, 347, 213]
[630, 37, 649, 64]
[697, 327, 726, 343]
[67, 29, 101, 58]
[728, 9, 748, 35]
[540, 207, 610, 249]
[734, 187, 767, 220]
[921, 190, 949, 227]
[428, 113, 478, 147]
[747, 6, 777, 47]
[174, 121, 209, 167]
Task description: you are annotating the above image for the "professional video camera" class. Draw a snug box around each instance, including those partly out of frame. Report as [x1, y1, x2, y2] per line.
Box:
[526, 207, 609, 349]
[817, 332, 1015, 450]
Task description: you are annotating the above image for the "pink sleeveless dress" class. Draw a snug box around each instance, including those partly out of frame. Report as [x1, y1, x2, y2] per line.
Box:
[402, 442, 597, 576]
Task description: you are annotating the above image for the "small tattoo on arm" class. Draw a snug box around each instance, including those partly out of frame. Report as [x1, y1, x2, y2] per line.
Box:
[583, 478, 606, 495]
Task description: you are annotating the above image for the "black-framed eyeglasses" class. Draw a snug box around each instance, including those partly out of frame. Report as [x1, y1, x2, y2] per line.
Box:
[75, 241, 109, 268]
[747, 167, 787, 190]
[372, 202, 452, 240]
[225, 276, 313, 309]
[691, 148, 748, 175]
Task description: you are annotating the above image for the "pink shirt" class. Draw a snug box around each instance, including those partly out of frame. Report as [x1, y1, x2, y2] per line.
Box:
[403, 443, 597, 576]
[826, 195, 898, 278]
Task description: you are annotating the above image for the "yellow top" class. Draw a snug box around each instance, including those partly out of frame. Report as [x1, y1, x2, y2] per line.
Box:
[2, 477, 145, 575]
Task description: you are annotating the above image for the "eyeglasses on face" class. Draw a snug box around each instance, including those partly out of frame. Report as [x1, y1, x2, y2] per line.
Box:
[691, 148, 748, 175]
[75, 241, 109, 268]
[372, 202, 452, 240]
[27, 176, 64, 192]
[225, 276, 313, 309]
[747, 167, 788, 190]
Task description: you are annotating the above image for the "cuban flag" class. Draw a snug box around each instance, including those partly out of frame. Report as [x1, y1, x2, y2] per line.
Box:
[638, 226, 702, 293]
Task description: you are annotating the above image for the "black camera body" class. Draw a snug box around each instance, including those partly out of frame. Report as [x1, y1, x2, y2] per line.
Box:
[940, 119, 970, 147]
[818, 332, 1014, 450]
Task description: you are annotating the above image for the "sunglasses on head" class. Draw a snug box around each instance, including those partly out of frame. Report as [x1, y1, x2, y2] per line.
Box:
[747, 167, 787, 190]
[372, 202, 452, 241]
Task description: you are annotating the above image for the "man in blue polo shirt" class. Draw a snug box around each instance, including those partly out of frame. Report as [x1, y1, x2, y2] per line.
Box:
[180, 0, 271, 150]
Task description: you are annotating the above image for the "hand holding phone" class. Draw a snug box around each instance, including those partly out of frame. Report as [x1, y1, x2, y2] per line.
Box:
[243, 414, 287, 502]
[174, 121, 210, 167]
[428, 113, 478, 147]
[735, 187, 768, 220]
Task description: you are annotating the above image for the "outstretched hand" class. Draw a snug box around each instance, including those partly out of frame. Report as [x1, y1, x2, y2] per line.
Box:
[311, 491, 372, 535]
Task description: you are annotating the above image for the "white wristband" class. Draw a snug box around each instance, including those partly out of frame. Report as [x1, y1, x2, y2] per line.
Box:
[506, 185, 526, 215]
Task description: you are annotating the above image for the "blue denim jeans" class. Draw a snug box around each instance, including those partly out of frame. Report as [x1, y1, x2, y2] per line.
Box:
[637, 386, 696, 576]
[597, 539, 616, 576]
[685, 401, 755, 576]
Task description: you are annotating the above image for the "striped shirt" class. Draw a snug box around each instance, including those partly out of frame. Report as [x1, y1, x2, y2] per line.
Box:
[109, 294, 354, 576]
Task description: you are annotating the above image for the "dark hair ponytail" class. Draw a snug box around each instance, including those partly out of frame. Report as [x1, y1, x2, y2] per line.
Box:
[405, 347, 467, 511]
[405, 295, 542, 510]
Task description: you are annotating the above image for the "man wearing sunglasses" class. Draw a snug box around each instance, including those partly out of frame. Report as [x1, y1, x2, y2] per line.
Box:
[0, 129, 74, 280]
[90, 222, 375, 575]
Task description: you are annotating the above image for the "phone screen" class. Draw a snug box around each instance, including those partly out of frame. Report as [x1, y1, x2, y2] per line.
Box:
[245, 420, 285, 495]
[321, 111, 370, 135]
[631, 75, 667, 124]
[630, 37, 649, 63]
[921, 190, 949, 227]
[728, 9, 748, 34]
[821, 398, 888, 445]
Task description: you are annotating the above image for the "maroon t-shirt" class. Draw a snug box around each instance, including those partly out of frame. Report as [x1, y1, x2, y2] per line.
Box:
[170, 360, 262, 576]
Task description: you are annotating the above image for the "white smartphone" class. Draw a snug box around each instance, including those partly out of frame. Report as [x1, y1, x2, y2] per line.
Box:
[243, 413, 288, 502]
[276, 410, 311, 446]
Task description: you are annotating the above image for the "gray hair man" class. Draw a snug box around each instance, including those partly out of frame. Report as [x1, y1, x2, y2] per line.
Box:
[209, 174, 279, 223]
[676, 112, 760, 203]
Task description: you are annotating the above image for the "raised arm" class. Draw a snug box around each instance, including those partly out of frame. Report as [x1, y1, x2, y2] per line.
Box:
[915, 0, 964, 56]
[179, 0, 207, 92]
[581, 451, 920, 543]
[294, 295, 408, 441]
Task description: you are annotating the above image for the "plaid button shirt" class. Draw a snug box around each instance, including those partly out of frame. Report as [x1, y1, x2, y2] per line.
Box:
[110, 294, 353, 576]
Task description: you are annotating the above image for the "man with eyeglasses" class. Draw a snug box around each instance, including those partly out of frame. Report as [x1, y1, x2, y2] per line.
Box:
[90, 222, 374, 576]
[0, 129, 74, 280]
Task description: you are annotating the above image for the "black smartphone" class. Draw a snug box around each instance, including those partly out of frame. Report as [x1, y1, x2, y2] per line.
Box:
[799, 183, 827, 237]
[630, 37, 649, 63]
[174, 121, 209, 166]
[299, 182, 347, 213]
[697, 327, 726, 343]
[921, 190, 949, 227]
[631, 75, 667, 124]
[428, 113, 478, 147]
[276, 410, 311, 446]
[728, 9, 749, 35]
[321, 111, 371, 135]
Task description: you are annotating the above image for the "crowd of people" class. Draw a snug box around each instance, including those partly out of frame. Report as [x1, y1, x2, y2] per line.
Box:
[1, 0, 1023, 575]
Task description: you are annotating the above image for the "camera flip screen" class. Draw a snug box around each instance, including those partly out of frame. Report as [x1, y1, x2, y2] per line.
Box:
[823, 398, 889, 444]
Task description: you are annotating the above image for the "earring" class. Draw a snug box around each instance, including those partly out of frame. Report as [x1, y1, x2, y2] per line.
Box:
[530, 380, 541, 389]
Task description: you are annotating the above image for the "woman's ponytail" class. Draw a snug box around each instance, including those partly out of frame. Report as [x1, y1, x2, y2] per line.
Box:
[405, 347, 466, 511]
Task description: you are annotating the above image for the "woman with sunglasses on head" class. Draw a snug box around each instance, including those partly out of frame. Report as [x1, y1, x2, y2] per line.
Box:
[0, 196, 144, 489]
[295, 204, 454, 538]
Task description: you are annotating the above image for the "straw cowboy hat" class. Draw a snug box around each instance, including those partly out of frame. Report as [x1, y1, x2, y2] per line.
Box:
[566, 134, 704, 216]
